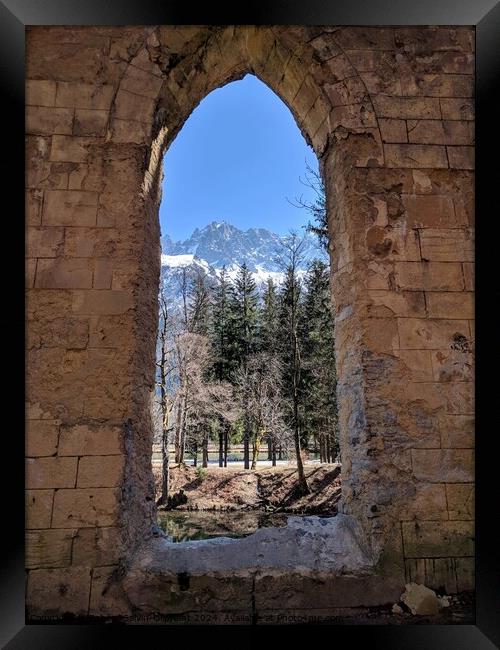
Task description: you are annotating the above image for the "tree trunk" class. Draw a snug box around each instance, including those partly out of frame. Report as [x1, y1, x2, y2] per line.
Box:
[224, 429, 228, 467]
[292, 333, 309, 495]
[267, 438, 272, 460]
[179, 389, 188, 465]
[174, 400, 182, 464]
[251, 432, 262, 470]
[202, 430, 209, 468]
[272, 442, 277, 467]
[218, 427, 224, 467]
[243, 407, 250, 470]
[193, 442, 198, 467]
[156, 425, 169, 507]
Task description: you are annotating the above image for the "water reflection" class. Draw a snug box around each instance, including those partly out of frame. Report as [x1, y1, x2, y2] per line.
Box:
[157, 509, 290, 542]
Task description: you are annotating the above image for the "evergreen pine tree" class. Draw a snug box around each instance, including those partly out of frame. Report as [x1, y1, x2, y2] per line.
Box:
[209, 266, 238, 466]
[232, 262, 259, 469]
[188, 269, 210, 336]
[210, 266, 238, 380]
[259, 278, 280, 354]
[300, 259, 338, 462]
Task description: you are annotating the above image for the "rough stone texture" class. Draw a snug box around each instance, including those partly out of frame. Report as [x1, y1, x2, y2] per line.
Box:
[26, 25, 475, 619]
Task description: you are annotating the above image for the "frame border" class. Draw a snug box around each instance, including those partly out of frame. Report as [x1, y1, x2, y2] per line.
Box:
[3, 0, 499, 646]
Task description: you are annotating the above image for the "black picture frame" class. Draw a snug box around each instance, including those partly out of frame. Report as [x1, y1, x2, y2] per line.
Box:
[3, 0, 499, 646]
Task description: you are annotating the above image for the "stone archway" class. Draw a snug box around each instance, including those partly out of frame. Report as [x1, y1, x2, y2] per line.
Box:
[26, 25, 474, 618]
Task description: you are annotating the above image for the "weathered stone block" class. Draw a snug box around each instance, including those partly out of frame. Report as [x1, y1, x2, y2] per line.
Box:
[254, 573, 403, 610]
[35, 258, 94, 289]
[385, 144, 448, 169]
[402, 195, 457, 228]
[26, 106, 74, 136]
[89, 566, 132, 616]
[26, 189, 43, 226]
[114, 89, 155, 123]
[26, 226, 65, 258]
[407, 119, 446, 145]
[408, 119, 473, 150]
[77, 455, 124, 487]
[426, 292, 474, 319]
[394, 349, 433, 382]
[420, 228, 474, 261]
[63, 227, 97, 257]
[463, 262, 474, 290]
[440, 98, 474, 120]
[447, 146, 474, 170]
[404, 381, 446, 410]
[120, 64, 163, 99]
[71, 289, 134, 314]
[26, 79, 57, 107]
[27, 567, 92, 617]
[404, 558, 458, 594]
[394, 27, 473, 54]
[50, 135, 97, 163]
[28, 315, 89, 350]
[42, 189, 98, 226]
[333, 26, 395, 51]
[439, 414, 474, 448]
[359, 70, 401, 96]
[110, 118, 152, 144]
[322, 53, 356, 83]
[446, 484, 474, 520]
[367, 290, 426, 318]
[74, 109, 109, 136]
[58, 425, 122, 456]
[401, 74, 474, 98]
[56, 82, 115, 109]
[400, 483, 448, 521]
[26, 529, 76, 568]
[394, 262, 464, 291]
[26, 457, 78, 489]
[330, 103, 378, 130]
[456, 557, 474, 591]
[324, 77, 369, 106]
[430, 348, 473, 382]
[443, 120, 474, 145]
[411, 449, 474, 483]
[372, 96, 441, 120]
[26, 489, 54, 529]
[402, 520, 474, 558]
[443, 381, 474, 415]
[26, 420, 59, 457]
[73, 527, 123, 566]
[93, 259, 113, 289]
[26, 259, 36, 289]
[52, 487, 120, 528]
[87, 314, 131, 348]
[379, 118, 407, 143]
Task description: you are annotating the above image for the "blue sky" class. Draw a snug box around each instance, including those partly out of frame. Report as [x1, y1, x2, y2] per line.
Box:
[159, 74, 320, 242]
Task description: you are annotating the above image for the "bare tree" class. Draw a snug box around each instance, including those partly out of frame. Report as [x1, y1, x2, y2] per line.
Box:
[155, 291, 176, 506]
[236, 352, 289, 470]
[172, 332, 238, 468]
[277, 232, 310, 495]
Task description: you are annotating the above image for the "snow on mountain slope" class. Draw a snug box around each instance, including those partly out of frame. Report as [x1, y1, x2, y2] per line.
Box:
[160, 220, 326, 304]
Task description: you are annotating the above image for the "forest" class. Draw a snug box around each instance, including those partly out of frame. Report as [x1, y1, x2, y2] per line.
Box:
[155, 237, 339, 502]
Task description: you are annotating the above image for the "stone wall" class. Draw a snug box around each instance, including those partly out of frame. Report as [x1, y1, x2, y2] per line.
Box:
[25, 25, 474, 619]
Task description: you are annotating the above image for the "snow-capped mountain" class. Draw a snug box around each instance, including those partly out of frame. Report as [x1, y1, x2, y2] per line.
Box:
[160, 220, 326, 304]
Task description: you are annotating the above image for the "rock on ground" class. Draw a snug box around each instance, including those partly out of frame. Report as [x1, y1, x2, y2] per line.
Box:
[401, 582, 440, 615]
